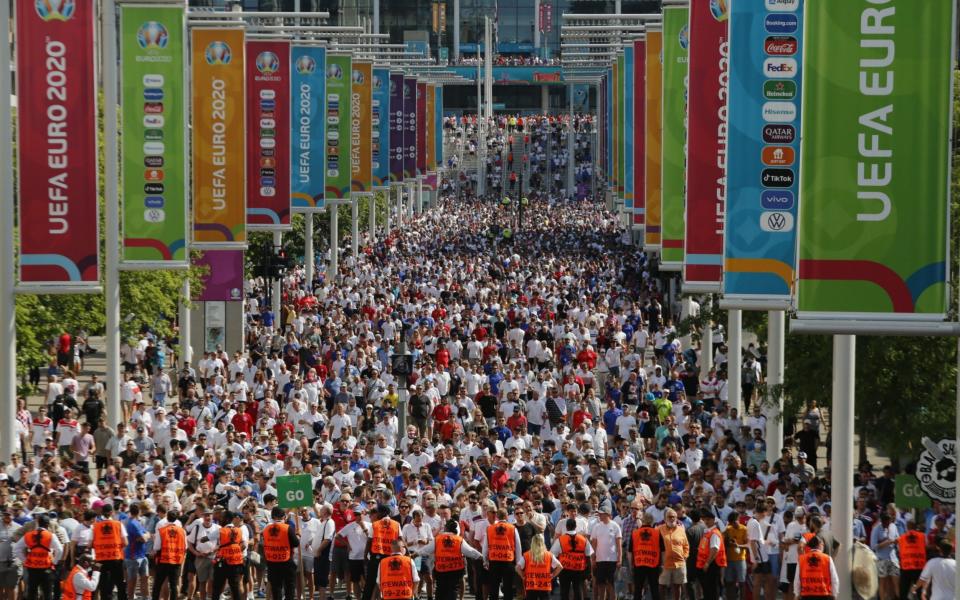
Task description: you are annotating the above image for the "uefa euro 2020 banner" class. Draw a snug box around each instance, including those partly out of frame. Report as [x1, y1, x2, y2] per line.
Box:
[372, 68, 391, 187]
[722, 0, 803, 307]
[796, 0, 955, 323]
[389, 72, 405, 184]
[682, 0, 728, 292]
[416, 82, 428, 177]
[623, 46, 634, 211]
[192, 27, 246, 247]
[119, 4, 187, 266]
[246, 40, 291, 230]
[403, 77, 417, 180]
[434, 86, 444, 170]
[642, 32, 661, 247]
[325, 54, 352, 201]
[290, 46, 326, 213]
[350, 61, 372, 193]
[632, 38, 646, 229]
[15, 0, 99, 286]
[658, 5, 687, 264]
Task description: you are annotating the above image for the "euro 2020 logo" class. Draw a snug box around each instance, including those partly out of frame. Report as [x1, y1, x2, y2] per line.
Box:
[710, 0, 728, 22]
[679, 24, 689, 50]
[257, 51, 280, 75]
[137, 22, 169, 50]
[352, 69, 365, 85]
[327, 63, 343, 80]
[373, 75, 383, 90]
[205, 41, 232, 65]
[296, 55, 317, 75]
[35, 0, 74, 21]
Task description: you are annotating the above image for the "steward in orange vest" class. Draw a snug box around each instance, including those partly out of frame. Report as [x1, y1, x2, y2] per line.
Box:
[631, 514, 662, 600]
[415, 520, 482, 600]
[695, 514, 726, 600]
[515, 535, 562, 599]
[19, 514, 64, 600]
[363, 505, 402, 600]
[262, 507, 299, 600]
[897, 523, 928, 598]
[378, 540, 419, 600]
[794, 536, 836, 599]
[212, 512, 246, 600]
[152, 512, 186, 600]
[484, 509, 522, 600]
[61, 554, 100, 600]
[550, 520, 592, 600]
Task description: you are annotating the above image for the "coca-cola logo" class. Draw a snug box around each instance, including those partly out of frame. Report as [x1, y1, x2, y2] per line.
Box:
[765, 36, 797, 56]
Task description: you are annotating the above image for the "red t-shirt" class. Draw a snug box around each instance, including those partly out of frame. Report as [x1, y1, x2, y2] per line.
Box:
[231, 412, 254, 437]
[432, 404, 452, 423]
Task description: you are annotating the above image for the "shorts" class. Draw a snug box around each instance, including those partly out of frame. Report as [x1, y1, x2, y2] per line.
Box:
[348, 559, 365, 581]
[659, 565, 687, 586]
[877, 559, 900, 578]
[313, 553, 331, 588]
[330, 546, 349, 578]
[125, 557, 148, 579]
[0, 563, 21, 588]
[753, 558, 772, 575]
[95, 455, 109, 469]
[594, 562, 617, 584]
[195, 556, 214, 582]
[299, 555, 314, 573]
[767, 553, 780, 581]
[779, 563, 797, 593]
[724, 561, 747, 583]
[527, 423, 542, 436]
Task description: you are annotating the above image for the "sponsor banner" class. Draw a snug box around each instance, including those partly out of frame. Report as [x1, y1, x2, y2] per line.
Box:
[389, 72, 405, 183]
[426, 84, 437, 173]
[119, 5, 186, 264]
[350, 61, 372, 192]
[290, 45, 326, 212]
[605, 70, 613, 181]
[796, 0, 954, 319]
[403, 77, 417, 180]
[324, 53, 351, 200]
[416, 82, 427, 177]
[659, 8, 688, 263]
[246, 40, 290, 229]
[723, 0, 802, 303]
[193, 250, 244, 302]
[682, 0, 729, 290]
[191, 28, 246, 246]
[573, 84, 590, 113]
[435, 86, 444, 169]
[633, 39, 646, 226]
[623, 47, 634, 210]
[644, 32, 663, 247]
[612, 58, 619, 196]
[15, 0, 99, 285]
[372, 67, 390, 186]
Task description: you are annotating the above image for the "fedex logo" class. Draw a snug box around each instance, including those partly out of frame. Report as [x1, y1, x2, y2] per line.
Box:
[764, 58, 797, 77]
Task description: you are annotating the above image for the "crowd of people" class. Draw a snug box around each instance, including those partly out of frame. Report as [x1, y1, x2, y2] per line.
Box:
[10, 126, 958, 600]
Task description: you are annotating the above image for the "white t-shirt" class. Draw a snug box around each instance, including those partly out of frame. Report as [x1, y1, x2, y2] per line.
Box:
[589, 520, 622, 562]
[783, 520, 806, 563]
[919, 557, 957, 600]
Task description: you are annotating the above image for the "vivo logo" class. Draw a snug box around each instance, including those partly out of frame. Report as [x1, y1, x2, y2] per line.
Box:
[761, 190, 794, 210]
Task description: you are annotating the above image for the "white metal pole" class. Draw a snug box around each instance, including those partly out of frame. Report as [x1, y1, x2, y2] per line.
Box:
[484, 17, 493, 120]
[0, 0, 17, 460]
[567, 84, 575, 197]
[329, 205, 339, 277]
[370, 192, 377, 241]
[417, 177, 424, 213]
[766, 310, 786, 462]
[702, 312, 713, 377]
[832, 334, 855, 600]
[372, 0, 380, 37]
[180, 279, 192, 367]
[408, 182, 415, 219]
[304, 214, 314, 292]
[728, 309, 742, 415]
[351, 198, 359, 260]
[533, 0, 541, 50]
[104, 0, 123, 424]
[453, 0, 460, 61]
[271, 232, 282, 317]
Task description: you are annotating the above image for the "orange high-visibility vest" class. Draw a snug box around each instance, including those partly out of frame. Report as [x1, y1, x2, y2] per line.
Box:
[486, 522, 516, 562]
[558, 534, 587, 572]
[262, 523, 292, 563]
[379, 554, 415, 600]
[695, 528, 727, 568]
[24, 529, 54, 569]
[632, 527, 661, 568]
[217, 526, 244, 565]
[898, 531, 927, 571]
[522, 550, 554, 591]
[157, 524, 186, 565]
[371, 519, 401, 556]
[92, 520, 124, 561]
[798, 551, 832, 597]
[434, 533, 466, 572]
[61, 565, 92, 600]
[799, 532, 816, 555]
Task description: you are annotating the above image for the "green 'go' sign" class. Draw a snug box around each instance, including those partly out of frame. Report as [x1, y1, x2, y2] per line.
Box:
[277, 474, 314, 509]
[895, 474, 931, 510]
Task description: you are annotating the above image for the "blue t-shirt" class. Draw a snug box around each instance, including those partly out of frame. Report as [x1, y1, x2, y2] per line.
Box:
[124, 518, 149, 560]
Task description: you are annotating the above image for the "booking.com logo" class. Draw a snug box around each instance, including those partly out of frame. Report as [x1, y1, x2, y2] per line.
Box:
[205, 41, 232, 65]
[137, 22, 169, 49]
[35, 0, 75, 21]
[256, 52, 280, 74]
[296, 55, 316, 75]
